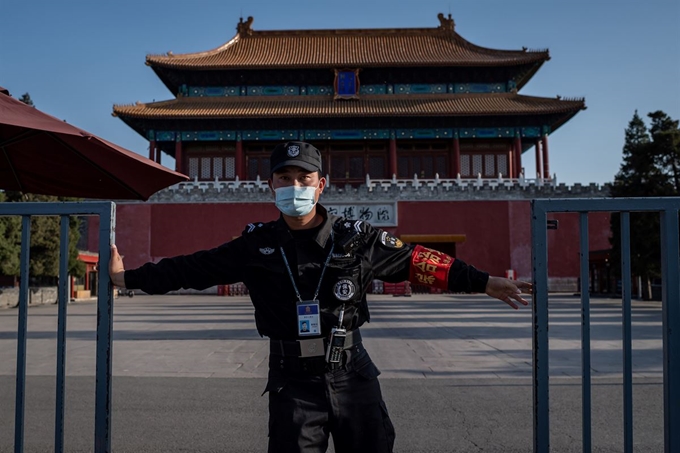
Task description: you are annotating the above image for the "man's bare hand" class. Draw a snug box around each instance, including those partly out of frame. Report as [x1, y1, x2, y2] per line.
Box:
[485, 277, 532, 309]
[109, 244, 126, 288]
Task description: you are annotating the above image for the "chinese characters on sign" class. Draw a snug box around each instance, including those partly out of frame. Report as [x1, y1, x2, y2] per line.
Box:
[325, 203, 397, 227]
[336, 71, 357, 96]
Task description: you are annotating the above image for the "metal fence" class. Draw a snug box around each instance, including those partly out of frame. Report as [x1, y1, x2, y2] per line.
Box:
[531, 197, 680, 453]
[0, 201, 116, 453]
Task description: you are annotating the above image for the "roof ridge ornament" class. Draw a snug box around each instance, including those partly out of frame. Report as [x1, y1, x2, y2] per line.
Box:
[237, 16, 254, 36]
[437, 13, 455, 32]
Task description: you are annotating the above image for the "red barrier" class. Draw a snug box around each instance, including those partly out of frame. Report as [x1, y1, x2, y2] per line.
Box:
[383, 281, 412, 297]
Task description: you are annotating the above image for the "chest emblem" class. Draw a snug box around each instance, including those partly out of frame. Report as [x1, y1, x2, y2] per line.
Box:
[334, 279, 356, 301]
[259, 247, 275, 255]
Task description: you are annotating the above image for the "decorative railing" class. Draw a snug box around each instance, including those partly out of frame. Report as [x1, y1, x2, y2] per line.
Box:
[170, 175, 270, 193]
[364, 172, 557, 191]
[149, 173, 611, 202]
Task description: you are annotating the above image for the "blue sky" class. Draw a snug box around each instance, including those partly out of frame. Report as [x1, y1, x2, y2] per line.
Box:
[2, 0, 678, 185]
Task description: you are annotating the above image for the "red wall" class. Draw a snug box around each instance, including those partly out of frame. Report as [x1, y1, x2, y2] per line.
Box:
[94, 200, 610, 279]
[396, 201, 513, 276]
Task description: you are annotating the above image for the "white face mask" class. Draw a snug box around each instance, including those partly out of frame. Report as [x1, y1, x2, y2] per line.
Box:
[274, 184, 318, 217]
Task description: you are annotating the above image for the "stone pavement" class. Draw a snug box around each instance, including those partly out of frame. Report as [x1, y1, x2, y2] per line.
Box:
[0, 294, 665, 452]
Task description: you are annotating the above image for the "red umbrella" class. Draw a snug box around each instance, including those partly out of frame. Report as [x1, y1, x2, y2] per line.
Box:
[0, 87, 187, 200]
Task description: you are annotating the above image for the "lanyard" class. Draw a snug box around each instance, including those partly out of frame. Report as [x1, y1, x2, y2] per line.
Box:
[280, 231, 334, 302]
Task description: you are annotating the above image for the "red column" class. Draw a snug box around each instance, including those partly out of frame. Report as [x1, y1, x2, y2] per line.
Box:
[175, 139, 183, 174]
[542, 135, 550, 180]
[534, 139, 543, 179]
[514, 137, 522, 177]
[149, 140, 156, 161]
[389, 137, 397, 177]
[235, 139, 244, 180]
[451, 137, 461, 178]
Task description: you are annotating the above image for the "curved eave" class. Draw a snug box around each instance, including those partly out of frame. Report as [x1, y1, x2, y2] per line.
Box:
[113, 93, 584, 121]
[145, 28, 549, 71]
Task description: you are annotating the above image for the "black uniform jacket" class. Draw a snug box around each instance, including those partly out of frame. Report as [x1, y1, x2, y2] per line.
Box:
[124, 204, 488, 340]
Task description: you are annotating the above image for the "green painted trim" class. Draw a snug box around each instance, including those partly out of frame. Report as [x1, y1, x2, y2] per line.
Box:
[156, 127, 535, 141]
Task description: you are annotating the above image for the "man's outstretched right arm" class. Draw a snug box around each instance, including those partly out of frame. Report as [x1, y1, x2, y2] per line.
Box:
[108, 241, 245, 295]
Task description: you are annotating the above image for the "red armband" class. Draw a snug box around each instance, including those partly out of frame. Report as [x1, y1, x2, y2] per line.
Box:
[409, 245, 455, 290]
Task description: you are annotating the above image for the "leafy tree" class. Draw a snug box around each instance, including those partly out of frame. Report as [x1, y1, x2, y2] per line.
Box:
[0, 192, 21, 279]
[610, 111, 680, 299]
[0, 192, 86, 283]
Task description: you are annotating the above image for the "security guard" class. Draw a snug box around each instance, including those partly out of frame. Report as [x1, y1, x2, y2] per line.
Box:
[109, 141, 531, 453]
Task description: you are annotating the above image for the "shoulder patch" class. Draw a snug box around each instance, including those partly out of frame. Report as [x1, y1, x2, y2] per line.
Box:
[334, 219, 368, 236]
[379, 231, 404, 249]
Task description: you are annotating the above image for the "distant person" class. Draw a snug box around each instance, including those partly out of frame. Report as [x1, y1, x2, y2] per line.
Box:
[109, 141, 531, 453]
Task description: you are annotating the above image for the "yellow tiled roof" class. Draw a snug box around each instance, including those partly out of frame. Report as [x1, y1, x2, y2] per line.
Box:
[145, 17, 548, 69]
[113, 93, 584, 119]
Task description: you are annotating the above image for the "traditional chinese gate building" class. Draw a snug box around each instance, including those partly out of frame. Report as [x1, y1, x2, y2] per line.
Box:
[106, 14, 610, 292]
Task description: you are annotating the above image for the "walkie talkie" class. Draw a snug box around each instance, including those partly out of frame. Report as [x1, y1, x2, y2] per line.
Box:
[334, 221, 364, 255]
[326, 307, 347, 364]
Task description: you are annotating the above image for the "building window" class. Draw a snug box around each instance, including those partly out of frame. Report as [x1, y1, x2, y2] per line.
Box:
[187, 156, 235, 180]
[461, 153, 509, 178]
[484, 154, 495, 177]
[472, 154, 483, 176]
[397, 154, 447, 179]
[368, 156, 386, 179]
[185, 143, 237, 180]
[247, 154, 271, 180]
[497, 154, 508, 177]
[396, 142, 449, 178]
[461, 155, 470, 176]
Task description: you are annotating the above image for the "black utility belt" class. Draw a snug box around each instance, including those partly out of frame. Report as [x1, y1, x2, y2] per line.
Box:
[270, 329, 362, 358]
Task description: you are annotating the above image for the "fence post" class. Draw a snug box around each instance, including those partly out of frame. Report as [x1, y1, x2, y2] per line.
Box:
[531, 201, 549, 453]
[661, 209, 680, 453]
[94, 203, 116, 452]
[14, 216, 31, 453]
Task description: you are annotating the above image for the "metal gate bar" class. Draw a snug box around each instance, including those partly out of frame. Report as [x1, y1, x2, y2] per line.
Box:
[0, 202, 116, 453]
[531, 203, 549, 453]
[661, 210, 680, 452]
[55, 215, 69, 453]
[531, 197, 680, 453]
[620, 212, 633, 452]
[14, 216, 30, 453]
[578, 213, 592, 452]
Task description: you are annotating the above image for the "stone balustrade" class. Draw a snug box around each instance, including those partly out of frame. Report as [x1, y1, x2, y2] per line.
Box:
[147, 173, 611, 203]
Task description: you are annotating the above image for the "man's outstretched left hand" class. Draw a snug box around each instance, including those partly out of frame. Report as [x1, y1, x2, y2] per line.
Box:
[485, 277, 532, 309]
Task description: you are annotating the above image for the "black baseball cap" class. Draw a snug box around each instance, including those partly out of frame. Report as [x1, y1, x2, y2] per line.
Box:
[270, 141, 322, 174]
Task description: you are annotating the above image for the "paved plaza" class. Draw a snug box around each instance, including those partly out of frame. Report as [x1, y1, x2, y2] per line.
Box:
[0, 293, 665, 452]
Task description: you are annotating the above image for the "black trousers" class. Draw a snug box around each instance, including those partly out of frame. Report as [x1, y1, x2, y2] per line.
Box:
[264, 343, 395, 453]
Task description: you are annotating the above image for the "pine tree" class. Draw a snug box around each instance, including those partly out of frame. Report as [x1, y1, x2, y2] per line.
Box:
[18, 93, 34, 107]
[610, 111, 678, 299]
[648, 111, 680, 195]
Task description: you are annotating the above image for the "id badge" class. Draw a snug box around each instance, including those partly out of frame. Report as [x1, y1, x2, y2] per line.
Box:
[296, 300, 321, 337]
